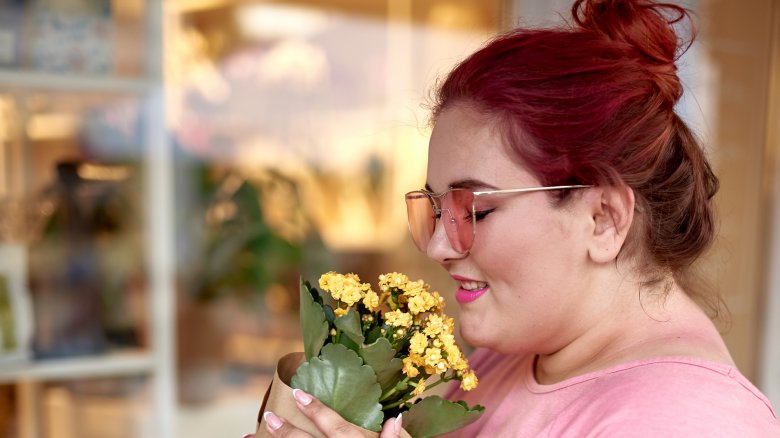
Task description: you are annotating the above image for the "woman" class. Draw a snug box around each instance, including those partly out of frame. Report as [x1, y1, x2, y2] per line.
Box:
[257, 0, 780, 436]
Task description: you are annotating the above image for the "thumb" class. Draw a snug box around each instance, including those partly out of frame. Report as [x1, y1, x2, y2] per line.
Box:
[379, 414, 403, 438]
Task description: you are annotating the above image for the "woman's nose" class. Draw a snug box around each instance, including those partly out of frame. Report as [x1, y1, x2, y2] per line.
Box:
[425, 214, 466, 263]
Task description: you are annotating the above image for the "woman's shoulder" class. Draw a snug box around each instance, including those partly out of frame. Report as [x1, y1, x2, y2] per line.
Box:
[550, 356, 780, 435]
[588, 356, 774, 411]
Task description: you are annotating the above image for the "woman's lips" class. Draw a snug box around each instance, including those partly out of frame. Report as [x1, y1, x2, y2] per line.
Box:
[455, 285, 488, 304]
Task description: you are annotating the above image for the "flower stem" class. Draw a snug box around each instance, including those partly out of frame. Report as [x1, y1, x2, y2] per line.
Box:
[423, 376, 449, 392]
[380, 376, 452, 410]
[382, 397, 409, 410]
[379, 376, 409, 402]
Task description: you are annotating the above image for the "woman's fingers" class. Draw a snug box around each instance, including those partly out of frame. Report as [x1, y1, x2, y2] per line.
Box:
[291, 389, 366, 437]
[263, 411, 311, 437]
[266, 389, 405, 438]
[379, 414, 403, 438]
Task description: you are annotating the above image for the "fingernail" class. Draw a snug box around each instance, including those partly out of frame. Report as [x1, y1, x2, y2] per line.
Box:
[242, 434, 254, 438]
[394, 413, 403, 435]
[292, 388, 313, 406]
[264, 411, 283, 431]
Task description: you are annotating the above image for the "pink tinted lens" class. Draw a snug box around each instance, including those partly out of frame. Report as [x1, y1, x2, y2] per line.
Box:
[405, 190, 474, 254]
[405, 192, 436, 252]
[441, 189, 474, 254]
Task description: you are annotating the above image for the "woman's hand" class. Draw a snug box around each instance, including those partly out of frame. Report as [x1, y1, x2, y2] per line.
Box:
[258, 388, 404, 438]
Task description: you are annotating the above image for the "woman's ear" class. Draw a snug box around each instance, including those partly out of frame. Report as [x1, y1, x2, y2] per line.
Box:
[586, 184, 635, 264]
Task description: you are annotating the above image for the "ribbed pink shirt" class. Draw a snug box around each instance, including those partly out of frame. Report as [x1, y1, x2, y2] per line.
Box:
[445, 349, 780, 437]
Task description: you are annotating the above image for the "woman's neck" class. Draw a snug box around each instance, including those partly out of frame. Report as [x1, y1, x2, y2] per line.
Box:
[533, 280, 732, 385]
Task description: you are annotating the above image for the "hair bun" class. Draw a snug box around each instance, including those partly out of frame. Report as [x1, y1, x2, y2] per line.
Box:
[572, 0, 692, 104]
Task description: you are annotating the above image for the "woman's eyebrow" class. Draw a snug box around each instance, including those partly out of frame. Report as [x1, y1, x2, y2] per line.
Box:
[424, 179, 499, 192]
[451, 179, 498, 190]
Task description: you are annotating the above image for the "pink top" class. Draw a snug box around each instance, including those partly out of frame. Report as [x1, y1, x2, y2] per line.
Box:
[445, 349, 780, 437]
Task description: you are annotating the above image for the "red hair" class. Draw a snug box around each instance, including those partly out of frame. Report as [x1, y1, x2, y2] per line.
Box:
[433, 0, 720, 300]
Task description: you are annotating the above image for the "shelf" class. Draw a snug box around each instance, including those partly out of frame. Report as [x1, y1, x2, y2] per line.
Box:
[0, 69, 152, 94]
[0, 350, 155, 384]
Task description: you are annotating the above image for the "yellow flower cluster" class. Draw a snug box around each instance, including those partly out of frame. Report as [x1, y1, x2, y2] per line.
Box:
[318, 271, 477, 393]
[401, 312, 476, 391]
[384, 310, 413, 328]
[378, 272, 445, 315]
[377, 273, 476, 392]
[460, 370, 478, 391]
[319, 271, 381, 312]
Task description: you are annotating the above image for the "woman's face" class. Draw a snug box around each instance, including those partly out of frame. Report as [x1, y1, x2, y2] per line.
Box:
[425, 105, 599, 355]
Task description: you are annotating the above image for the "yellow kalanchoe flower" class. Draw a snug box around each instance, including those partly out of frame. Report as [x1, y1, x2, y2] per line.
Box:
[340, 286, 363, 307]
[402, 279, 425, 297]
[407, 352, 425, 367]
[450, 354, 470, 373]
[379, 272, 410, 291]
[424, 314, 445, 338]
[317, 270, 477, 407]
[318, 271, 342, 300]
[408, 292, 435, 314]
[319, 271, 372, 307]
[362, 290, 380, 311]
[409, 332, 428, 355]
[423, 347, 442, 368]
[384, 310, 412, 328]
[460, 370, 478, 391]
[412, 381, 426, 396]
[431, 291, 446, 310]
[438, 332, 456, 347]
[444, 341, 462, 365]
[402, 356, 420, 378]
[406, 295, 424, 314]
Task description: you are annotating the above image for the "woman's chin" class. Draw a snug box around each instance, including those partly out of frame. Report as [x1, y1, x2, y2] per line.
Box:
[459, 323, 487, 348]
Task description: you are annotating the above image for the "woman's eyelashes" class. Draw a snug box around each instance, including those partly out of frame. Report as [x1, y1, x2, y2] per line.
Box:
[473, 208, 496, 222]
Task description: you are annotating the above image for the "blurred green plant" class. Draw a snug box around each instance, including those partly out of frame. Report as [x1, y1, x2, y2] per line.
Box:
[189, 162, 306, 303]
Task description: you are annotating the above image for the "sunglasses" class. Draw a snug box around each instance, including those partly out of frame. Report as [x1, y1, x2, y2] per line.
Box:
[404, 185, 592, 254]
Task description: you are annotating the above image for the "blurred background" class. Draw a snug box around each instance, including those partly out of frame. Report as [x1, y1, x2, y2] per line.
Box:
[0, 0, 778, 436]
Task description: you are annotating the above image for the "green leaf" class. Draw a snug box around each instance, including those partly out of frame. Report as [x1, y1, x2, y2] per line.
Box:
[394, 380, 409, 392]
[365, 325, 382, 344]
[403, 396, 484, 438]
[322, 304, 336, 324]
[291, 343, 384, 432]
[299, 279, 329, 360]
[338, 332, 360, 353]
[358, 338, 403, 391]
[334, 309, 364, 345]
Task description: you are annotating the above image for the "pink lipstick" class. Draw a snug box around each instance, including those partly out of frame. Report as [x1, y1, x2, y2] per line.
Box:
[452, 275, 488, 304]
[455, 286, 488, 303]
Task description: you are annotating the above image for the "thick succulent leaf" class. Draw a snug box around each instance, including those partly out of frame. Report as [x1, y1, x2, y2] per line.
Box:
[291, 343, 384, 432]
[334, 309, 364, 345]
[338, 332, 360, 353]
[359, 337, 395, 365]
[359, 338, 403, 391]
[301, 280, 323, 304]
[365, 325, 382, 344]
[403, 395, 484, 438]
[299, 279, 329, 360]
[377, 359, 403, 392]
[322, 304, 336, 324]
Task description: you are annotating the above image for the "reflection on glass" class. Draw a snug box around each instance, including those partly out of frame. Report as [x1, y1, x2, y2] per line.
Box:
[0, 0, 146, 77]
[29, 159, 143, 358]
[170, 0, 500, 252]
